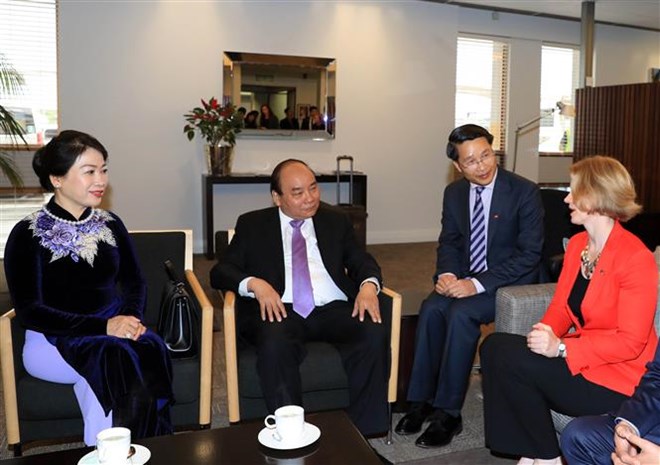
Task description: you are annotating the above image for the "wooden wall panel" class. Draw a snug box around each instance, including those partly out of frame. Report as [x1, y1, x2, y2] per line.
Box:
[575, 83, 660, 212]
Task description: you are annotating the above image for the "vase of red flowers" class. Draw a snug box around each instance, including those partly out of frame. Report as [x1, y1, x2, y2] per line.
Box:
[183, 97, 243, 175]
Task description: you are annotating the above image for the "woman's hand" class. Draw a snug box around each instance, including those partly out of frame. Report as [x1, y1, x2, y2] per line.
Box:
[526, 322, 561, 358]
[107, 315, 146, 341]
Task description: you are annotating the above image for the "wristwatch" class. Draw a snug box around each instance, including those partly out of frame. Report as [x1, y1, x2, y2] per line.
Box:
[557, 340, 567, 358]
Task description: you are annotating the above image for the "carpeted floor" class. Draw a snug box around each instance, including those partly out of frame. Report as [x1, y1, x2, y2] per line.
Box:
[370, 374, 486, 464]
[0, 242, 514, 464]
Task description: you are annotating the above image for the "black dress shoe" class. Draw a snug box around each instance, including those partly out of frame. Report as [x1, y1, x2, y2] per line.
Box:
[394, 403, 434, 435]
[415, 411, 462, 448]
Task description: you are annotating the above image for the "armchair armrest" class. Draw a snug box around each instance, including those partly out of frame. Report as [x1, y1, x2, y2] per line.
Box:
[185, 270, 214, 427]
[222, 291, 240, 423]
[495, 283, 557, 336]
[0, 309, 20, 445]
[381, 287, 401, 404]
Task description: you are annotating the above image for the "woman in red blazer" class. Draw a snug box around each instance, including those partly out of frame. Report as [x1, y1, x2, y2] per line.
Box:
[480, 156, 658, 465]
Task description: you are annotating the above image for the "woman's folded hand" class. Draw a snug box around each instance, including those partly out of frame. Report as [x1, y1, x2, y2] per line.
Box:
[526, 322, 561, 358]
[107, 315, 146, 341]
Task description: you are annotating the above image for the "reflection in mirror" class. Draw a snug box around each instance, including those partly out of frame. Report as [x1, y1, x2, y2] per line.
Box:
[223, 52, 336, 140]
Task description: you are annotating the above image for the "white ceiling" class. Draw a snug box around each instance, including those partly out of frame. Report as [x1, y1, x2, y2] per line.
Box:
[439, 0, 660, 31]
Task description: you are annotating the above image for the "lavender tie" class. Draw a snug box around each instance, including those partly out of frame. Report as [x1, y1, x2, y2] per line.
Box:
[290, 220, 315, 318]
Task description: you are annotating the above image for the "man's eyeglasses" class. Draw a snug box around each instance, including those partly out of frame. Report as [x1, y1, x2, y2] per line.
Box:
[460, 151, 495, 170]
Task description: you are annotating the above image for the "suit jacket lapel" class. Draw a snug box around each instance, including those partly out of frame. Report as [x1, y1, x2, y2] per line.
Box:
[266, 208, 286, 290]
[312, 208, 334, 270]
[488, 169, 510, 249]
[457, 180, 470, 238]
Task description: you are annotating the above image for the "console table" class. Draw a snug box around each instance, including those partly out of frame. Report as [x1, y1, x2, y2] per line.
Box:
[203, 173, 367, 258]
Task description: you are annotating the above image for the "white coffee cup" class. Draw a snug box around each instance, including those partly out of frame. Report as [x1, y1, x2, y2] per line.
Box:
[264, 405, 305, 444]
[96, 427, 131, 464]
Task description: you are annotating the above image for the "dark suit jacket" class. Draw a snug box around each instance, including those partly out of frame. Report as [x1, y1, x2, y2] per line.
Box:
[210, 204, 382, 300]
[435, 167, 544, 293]
[618, 342, 660, 437]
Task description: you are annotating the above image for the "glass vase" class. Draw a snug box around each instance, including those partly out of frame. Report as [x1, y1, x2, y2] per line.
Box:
[205, 143, 234, 176]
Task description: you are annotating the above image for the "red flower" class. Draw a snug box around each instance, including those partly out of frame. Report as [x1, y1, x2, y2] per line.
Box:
[183, 96, 243, 147]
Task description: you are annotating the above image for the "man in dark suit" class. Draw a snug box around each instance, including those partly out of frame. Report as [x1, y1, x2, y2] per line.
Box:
[395, 124, 544, 448]
[561, 343, 660, 465]
[210, 159, 388, 436]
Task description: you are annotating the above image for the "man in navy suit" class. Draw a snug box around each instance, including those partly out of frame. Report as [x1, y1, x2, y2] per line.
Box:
[395, 124, 544, 448]
[210, 159, 388, 436]
[561, 343, 660, 465]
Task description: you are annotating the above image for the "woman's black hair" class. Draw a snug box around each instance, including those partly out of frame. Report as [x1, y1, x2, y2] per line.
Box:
[32, 130, 108, 191]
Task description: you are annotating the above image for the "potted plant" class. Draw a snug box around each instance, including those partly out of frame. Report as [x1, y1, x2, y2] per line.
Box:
[183, 97, 243, 176]
[0, 53, 26, 187]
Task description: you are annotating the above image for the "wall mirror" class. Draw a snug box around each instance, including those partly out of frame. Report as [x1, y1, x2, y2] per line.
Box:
[223, 51, 336, 140]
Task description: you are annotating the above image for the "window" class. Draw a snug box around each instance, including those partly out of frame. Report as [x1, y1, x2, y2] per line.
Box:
[455, 36, 509, 155]
[0, 0, 58, 146]
[0, 0, 57, 258]
[539, 45, 579, 153]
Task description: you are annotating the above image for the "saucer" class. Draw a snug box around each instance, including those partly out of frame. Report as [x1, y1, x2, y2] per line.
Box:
[78, 444, 151, 465]
[258, 422, 321, 450]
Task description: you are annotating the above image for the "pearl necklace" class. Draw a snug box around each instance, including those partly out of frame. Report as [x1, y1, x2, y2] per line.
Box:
[580, 245, 601, 280]
[42, 206, 95, 225]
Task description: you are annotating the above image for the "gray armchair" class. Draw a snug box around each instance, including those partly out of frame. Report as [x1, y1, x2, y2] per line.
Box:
[494, 247, 660, 433]
[494, 282, 575, 432]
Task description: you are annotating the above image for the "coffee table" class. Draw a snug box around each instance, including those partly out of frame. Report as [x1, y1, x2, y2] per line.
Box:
[3, 410, 384, 465]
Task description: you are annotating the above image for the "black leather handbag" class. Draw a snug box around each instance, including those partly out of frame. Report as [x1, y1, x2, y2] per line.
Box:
[157, 260, 199, 359]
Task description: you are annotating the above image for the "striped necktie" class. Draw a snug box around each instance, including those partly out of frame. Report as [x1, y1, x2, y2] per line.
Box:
[469, 186, 487, 275]
[290, 219, 315, 318]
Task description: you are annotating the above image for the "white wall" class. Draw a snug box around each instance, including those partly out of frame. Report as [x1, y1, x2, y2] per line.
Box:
[595, 24, 660, 86]
[57, 2, 660, 252]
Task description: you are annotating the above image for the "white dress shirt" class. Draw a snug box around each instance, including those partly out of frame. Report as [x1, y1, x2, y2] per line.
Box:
[238, 209, 379, 304]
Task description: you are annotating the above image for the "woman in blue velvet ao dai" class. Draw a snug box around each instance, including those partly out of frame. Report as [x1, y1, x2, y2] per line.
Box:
[3, 130, 173, 445]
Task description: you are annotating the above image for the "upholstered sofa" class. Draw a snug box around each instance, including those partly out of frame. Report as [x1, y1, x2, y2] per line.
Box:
[494, 247, 660, 433]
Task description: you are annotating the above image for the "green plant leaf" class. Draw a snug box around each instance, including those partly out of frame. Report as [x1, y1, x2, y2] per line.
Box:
[0, 53, 25, 96]
[0, 152, 24, 188]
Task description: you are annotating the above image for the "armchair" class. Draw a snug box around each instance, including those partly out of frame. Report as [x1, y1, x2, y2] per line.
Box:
[0, 230, 214, 456]
[223, 287, 402, 442]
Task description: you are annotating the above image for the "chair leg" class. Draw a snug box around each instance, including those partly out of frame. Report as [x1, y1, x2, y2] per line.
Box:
[386, 403, 393, 445]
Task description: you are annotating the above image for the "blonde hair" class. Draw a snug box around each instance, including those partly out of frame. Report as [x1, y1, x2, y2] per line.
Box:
[569, 155, 641, 222]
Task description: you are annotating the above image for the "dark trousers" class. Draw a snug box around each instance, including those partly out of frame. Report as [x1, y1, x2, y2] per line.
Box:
[406, 291, 495, 412]
[561, 415, 660, 465]
[237, 298, 389, 436]
[480, 333, 628, 459]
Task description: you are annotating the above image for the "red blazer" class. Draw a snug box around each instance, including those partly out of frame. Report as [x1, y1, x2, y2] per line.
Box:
[541, 221, 658, 396]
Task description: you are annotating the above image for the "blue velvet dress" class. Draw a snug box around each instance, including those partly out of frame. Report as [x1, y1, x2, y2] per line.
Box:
[4, 199, 174, 438]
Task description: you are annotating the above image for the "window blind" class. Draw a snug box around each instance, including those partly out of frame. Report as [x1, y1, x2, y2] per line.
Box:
[0, 0, 58, 144]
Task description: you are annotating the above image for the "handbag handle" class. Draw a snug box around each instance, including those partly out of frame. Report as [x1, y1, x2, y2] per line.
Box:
[164, 259, 182, 283]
